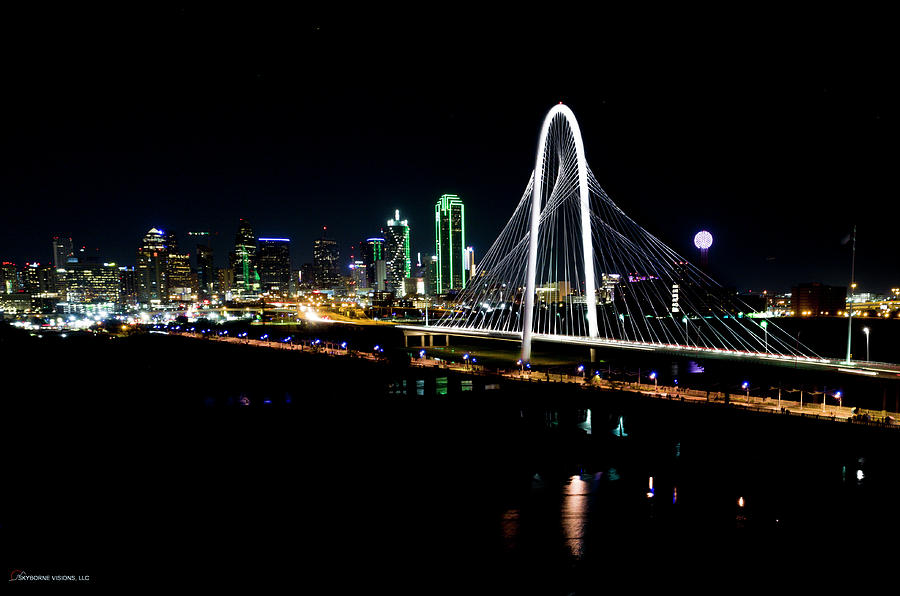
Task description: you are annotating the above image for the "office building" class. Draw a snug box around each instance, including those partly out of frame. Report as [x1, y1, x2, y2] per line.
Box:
[464, 246, 476, 284]
[118, 266, 137, 307]
[313, 227, 341, 289]
[22, 262, 56, 297]
[258, 237, 292, 298]
[0, 262, 17, 294]
[434, 194, 466, 293]
[217, 267, 234, 300]
[66, 261, 121, 304]
[792, 282, 847, 317]
[188, 231, 215, 301]
[349, 260, 368, 290]
[51, 236, 73, 294]
[385, 211, 410, 296]
[426, 255, 439, 297]
[232, 219, 260, 299]
[166, 252, 196, 303]
[298, 263, 316, 290]
[364, 237, 385, 291]
[136, 228, 168, 305]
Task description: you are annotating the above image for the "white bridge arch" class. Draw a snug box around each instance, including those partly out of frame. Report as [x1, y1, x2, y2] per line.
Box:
[523, 104, 598, 360]
[407, 103, 827, 367]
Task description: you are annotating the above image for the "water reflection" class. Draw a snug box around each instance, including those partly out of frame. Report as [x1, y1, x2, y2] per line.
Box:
[736, 496, 747, 528]
[501, 508, 520, 551]
[577, 409, 592, 435]
[612, 415, 627, 437]
[561, 475, 595, 559]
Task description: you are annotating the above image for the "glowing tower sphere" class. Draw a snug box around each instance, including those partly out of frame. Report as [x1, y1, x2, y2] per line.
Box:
[694, 230, 713, 250]
[694, 230, 712, 268]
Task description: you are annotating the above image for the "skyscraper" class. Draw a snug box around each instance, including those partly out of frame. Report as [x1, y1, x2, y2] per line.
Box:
[232, 219, 260, 299]
[22, 262, 56, 296]
[51, 236, 73, 269]
[298, 263, 316, 290]
[258, 237, 292, 298]
[118, 266, 137, 307]
[347, 241, 370, 290]
[136, 228, 168, 304]
[364, 237, 385, 291]
[217, 267, 234, 298]
[166, 252, 196, 303]
[195, 244, 214, 300]
[312, 227, 341, 289]
[188, 231, 214, 301]
[434, 194, 466, 293]
[66, 261, 120, 304]
[51, 235, 72, 298]
[464, 246, 476, 284]
[384, 210, 410, 296]
[427, 255, 438, 297]
[0, 262, 18, 294]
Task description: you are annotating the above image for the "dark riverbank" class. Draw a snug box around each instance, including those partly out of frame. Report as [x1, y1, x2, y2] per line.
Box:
[3, 327, 897, 591]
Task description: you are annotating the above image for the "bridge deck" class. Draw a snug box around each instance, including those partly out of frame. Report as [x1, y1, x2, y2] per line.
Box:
[397, 325, 900, 379]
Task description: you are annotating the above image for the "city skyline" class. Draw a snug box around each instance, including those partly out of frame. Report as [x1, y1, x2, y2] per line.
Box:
[5, 9, 898, 587]
[1, 7, 894, 293]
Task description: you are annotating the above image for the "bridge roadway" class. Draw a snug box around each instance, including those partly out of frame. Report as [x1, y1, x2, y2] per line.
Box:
[397, 325, 900, 381]
[167, 329, 898, 428]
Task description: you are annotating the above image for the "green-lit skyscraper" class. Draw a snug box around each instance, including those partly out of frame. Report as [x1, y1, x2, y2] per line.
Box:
[231, 218, 260, 299]
[434, 194, 466, 293]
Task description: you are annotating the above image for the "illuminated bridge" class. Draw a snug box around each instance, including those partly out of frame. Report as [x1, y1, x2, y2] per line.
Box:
[401, 104, 897, 379]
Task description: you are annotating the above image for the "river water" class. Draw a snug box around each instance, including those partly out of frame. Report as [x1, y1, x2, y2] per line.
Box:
[5, 330, 898, 591]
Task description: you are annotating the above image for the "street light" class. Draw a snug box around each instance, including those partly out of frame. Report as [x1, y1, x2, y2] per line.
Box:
[863, 327, 870, 362]
[742, 381, 750, 403]
[649, 371, 657, 390]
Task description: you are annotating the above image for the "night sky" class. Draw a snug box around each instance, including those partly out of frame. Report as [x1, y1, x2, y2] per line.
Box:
[2, 6, 895, 293]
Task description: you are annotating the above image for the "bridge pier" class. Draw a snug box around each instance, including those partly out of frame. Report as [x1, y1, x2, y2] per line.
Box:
[589, 348, 597, 363]
[402, 332, 448, 348]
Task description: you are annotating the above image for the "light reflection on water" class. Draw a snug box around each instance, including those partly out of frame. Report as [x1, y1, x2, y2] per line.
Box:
[501, 509, 520, 551]
[561, 474, 599, 559]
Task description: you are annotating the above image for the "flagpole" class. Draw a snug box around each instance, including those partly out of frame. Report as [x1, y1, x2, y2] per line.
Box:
[845, 225, 856, 364]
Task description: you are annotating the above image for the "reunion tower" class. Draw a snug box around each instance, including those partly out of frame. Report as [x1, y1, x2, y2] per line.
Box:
[694, 230, 713, 268]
